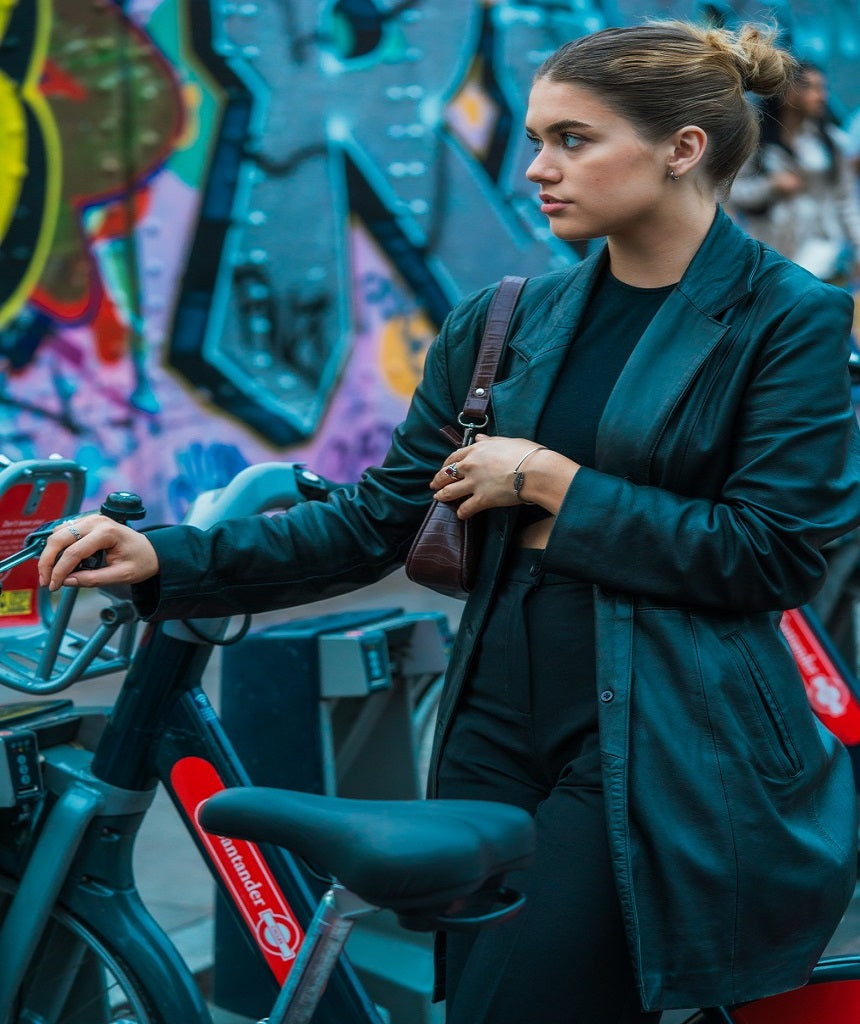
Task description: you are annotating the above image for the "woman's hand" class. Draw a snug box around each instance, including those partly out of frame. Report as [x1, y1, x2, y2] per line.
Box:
[770, 170, 804, 198]
[430, 435, 578, 519]
[37, 515, 160, 592]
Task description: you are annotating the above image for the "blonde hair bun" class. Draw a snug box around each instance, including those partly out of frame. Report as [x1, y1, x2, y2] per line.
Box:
[696, 22, 798, 96]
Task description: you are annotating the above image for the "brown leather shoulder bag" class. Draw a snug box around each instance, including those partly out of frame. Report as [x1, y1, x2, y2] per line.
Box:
[404, 275, 527, 598]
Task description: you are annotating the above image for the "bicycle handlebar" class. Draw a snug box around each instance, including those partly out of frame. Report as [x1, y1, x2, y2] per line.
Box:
[0, 461, 343, 694]
[0, 491, 147, 582]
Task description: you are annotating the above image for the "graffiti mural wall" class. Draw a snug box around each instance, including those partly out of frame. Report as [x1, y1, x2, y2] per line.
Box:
[1, 0, 858, 523]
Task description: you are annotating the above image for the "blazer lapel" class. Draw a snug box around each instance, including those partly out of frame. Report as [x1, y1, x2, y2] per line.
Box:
[490, 254, 605, 440]
[597, 208, 760, 480]
[596, 292, 728, 479]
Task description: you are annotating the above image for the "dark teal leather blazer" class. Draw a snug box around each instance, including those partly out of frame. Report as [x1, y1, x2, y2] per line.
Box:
[140, 208, 860, 1010]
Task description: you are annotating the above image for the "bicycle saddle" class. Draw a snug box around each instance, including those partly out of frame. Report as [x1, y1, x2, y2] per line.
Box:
[199, 788, 534, 926]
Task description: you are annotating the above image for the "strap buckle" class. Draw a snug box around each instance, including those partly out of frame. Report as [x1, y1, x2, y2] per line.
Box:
[457, 412, 489, 446]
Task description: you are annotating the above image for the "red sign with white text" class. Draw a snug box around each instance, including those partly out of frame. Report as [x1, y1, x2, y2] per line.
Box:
[0, 481, 71, 626]
[780, 608, 860, 746]
[171, 756, 305, 983]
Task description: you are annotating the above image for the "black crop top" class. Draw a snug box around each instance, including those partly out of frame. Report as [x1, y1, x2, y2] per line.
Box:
[519, 267, 675, 527]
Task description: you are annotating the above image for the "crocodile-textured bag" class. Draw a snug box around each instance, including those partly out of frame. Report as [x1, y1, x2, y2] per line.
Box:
[405, 276, 526, 598]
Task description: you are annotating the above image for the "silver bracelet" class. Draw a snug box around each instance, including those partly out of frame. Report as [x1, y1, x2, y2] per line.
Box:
[512, 446, 547, 504]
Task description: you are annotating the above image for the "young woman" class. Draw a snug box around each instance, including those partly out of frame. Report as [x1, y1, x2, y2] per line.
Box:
[730, 61, 860, 284]
[39, 22, 860, 1023]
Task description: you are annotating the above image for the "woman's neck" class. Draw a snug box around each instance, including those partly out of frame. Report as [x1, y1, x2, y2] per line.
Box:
[607, 199, 717, 288]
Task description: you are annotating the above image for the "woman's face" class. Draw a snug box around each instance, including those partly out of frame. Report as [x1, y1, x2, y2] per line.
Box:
[785, 69, 827, 120]
[525, 78, 674, 243]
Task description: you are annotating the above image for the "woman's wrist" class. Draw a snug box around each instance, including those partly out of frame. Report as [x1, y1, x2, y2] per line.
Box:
[514, 448, 579, 511]
[513, 446, 548, 504]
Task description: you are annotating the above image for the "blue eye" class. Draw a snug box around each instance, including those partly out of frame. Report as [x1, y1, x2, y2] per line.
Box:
[561, 133, 582, 149]
[527, 135, 543, 153]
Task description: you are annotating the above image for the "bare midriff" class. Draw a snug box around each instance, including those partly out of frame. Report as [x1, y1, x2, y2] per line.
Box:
[515, 514, 555, 550]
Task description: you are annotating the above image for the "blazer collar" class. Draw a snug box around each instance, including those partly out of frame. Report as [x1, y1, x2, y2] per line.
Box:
[673, 205, 761, 316]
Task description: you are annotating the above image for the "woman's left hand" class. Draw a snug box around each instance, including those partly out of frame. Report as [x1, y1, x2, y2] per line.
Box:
[430, 435, 575, 519]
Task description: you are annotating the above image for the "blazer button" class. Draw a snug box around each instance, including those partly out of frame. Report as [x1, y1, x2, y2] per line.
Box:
[599, 689, 615, 703]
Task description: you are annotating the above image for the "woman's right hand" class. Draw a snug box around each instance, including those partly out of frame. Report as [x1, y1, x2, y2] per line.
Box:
[38, 515, 160, 592]
[770, 170, 804, 197]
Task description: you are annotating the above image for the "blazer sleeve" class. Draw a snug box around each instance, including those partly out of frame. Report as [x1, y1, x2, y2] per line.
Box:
[540, 283, 860, 612]
[134, 288, 495, 620]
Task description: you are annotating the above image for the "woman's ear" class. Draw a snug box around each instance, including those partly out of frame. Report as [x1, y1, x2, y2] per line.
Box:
[666, 125, 708, 179]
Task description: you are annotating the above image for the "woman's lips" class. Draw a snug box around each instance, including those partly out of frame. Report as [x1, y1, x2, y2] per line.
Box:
[539, 193, 570, 214]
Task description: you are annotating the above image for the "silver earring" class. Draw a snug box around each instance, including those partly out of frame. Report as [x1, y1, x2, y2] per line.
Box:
[668, 169, 679, 181]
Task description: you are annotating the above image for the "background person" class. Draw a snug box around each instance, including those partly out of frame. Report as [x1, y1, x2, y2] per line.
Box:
[39, 21, 860, 1024]
[729, 61, 860, 285]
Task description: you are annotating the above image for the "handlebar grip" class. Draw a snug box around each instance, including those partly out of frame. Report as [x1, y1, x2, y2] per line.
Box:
[75, 552, 107, 571]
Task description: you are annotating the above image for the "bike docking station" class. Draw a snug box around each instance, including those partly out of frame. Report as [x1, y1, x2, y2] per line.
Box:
[216, 605, 452, 1023]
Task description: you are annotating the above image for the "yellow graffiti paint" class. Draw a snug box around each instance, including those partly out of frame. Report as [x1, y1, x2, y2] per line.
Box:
[0, 69, 26, 240]
[0, 0, 62, 328]
[380, 312, 435, 396]
[175, 81, 202, 150]
[0, 0, 17, 39]
[446, 62, 498, 160]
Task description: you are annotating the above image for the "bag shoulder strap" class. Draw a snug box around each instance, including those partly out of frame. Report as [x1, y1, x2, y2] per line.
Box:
[459, 275, 527, 438]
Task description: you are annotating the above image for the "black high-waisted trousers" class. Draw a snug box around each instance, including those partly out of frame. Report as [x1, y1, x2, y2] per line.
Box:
[437, 551, 661, 1024]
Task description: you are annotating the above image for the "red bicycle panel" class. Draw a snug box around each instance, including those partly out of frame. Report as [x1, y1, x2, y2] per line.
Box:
[0, 481, 72, 627]
[171, 755, 305, 985]
[731, 979, 860, 1022]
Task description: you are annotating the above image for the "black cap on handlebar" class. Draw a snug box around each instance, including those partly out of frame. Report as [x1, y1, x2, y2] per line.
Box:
[100, 492, 146, 523]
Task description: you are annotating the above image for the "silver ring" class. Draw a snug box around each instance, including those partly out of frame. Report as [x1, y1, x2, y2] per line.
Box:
[66, 523, 82, 541]
[444, 463, 460, 479]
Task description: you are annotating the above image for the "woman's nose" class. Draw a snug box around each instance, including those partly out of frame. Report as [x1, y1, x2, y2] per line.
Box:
[525, 150, 559, 183]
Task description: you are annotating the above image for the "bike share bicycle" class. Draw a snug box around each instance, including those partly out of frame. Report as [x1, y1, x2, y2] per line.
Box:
[0, 454, 859, 1023]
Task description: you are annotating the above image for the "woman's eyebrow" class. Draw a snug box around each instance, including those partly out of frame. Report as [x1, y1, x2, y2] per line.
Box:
[525, 118, 592, 135]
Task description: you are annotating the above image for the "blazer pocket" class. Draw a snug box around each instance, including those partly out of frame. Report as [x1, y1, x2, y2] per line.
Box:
[723, 632, 803, 778]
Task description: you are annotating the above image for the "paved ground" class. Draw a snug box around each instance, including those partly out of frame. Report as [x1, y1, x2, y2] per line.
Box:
[9, 577, 860, 1022]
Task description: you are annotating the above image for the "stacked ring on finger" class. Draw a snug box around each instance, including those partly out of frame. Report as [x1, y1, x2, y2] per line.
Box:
[66, 523, 82, 541]
[444, 463, 461, 479]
